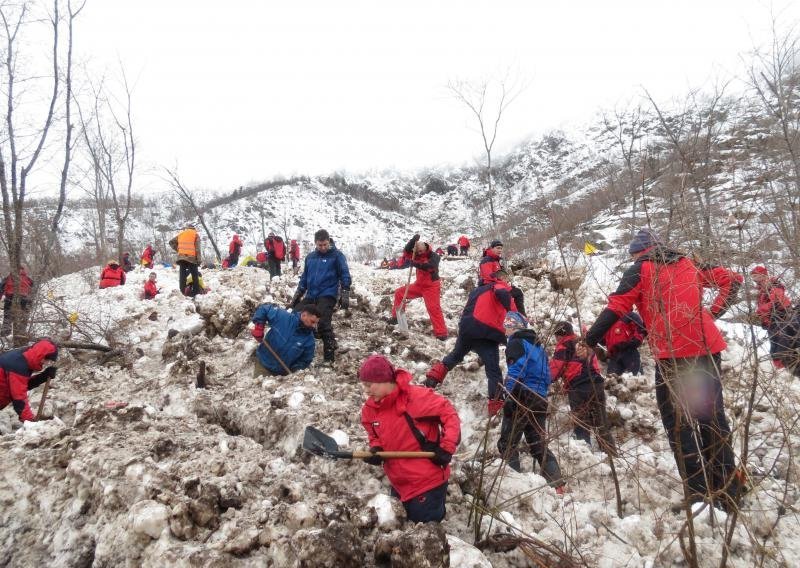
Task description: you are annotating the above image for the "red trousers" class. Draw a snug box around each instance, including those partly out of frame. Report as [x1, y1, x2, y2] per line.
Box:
[392, 280, 447, 336]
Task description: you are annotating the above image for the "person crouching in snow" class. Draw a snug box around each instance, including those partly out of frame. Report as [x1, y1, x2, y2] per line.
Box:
[497, 313, 565, 491]
[251, 303, 320, 377]
[389, 234, 448, 340]
[424, 268, 517, 417]
[550, 321, 616, 455]
[99, 260, 126, 289]
[0, 338, 59, 422]
[359, 354, 461, 523]
[143, 272, 160, 300]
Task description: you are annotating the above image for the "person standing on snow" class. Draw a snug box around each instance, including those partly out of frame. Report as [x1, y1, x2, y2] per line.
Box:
[169, 223, 202, 297]
[457, 235, 470, 256]
[478, 240, 526, 317]
[550, 321, 616, 455]
[389, 234, 448, 341]
[251, 303, 320, 377]
[289, 239, 301, 275]
[289, 229, 352, 365]
[424, 269, 517, 416]
[751, 266, 799, 376]
[359, 354, 461, 523]
[0, 266, 33, 338]
[140, 244, 156, 269]
[99, 260, 126, 289]
[228, 234, 243, 268]
[0, 339, 59, 422]
[600, 311, 646, 375]
[584, 228, 744, 510]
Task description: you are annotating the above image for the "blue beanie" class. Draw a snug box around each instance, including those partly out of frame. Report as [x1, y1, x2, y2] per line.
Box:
[628, 229, 660, 255]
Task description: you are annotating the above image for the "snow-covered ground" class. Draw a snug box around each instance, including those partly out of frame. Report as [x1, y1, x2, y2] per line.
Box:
[1, 251, 798, 567]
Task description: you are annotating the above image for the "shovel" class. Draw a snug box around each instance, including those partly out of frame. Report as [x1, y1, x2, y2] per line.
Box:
[302, 426, 434, 460]
[396, 247, 417, 332]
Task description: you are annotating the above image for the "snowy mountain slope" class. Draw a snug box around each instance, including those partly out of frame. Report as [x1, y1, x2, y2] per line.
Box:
[1, 253, 798, 567]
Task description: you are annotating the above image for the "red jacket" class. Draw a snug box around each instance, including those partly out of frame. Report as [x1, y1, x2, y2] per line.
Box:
[459, 281, 516, 343]
[586, 247, 741, 359]
[0, 339, 58, 422]
[229, 235, 243, 255]
[290, 240, 300, 261]
[99, 264, 126, 289]
[2, 269, 33, 298]
[756, 279, 792, 328]
[602, 312, 646, 355]
[550, 334, 603, 387]
[458, 235, 470, 248]
[256, 251, 267, 264]
[361, 369, 460, 501]
[141, 246, 155, 265]
[478, 249, 502, 286]
[402, 242, 440, 285]
[144, 280, 159, 299]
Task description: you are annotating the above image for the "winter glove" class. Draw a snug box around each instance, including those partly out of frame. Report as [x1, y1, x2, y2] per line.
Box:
[339, 289, 350, 311]
[28, 367, 57, 390]
[773, 359, 785, 369]
[363, 447, 384, 466]
[487, 398, 504, 418]
[422, 378, 440, 389]
[289, 289, 305, 309]
[429, 445, 452, 467]
[251, 323, 265, 342]
[404, 234, 420, 254]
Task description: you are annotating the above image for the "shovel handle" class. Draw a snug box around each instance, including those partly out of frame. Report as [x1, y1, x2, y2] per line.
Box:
[36, 378, 52, 420]
[353, 450, 436, 459]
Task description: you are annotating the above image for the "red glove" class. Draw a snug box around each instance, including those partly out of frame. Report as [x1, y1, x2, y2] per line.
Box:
[773, 359, 785, 369]
[251, 323, 265, 342]
[487, 399, 504, 417]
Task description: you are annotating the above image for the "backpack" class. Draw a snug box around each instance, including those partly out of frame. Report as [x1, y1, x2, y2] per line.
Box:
[273, 237, 286, 261]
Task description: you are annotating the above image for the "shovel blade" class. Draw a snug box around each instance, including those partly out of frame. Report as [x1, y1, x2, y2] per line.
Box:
[302, 426, 351, 459]
[396, 309, 409, 332]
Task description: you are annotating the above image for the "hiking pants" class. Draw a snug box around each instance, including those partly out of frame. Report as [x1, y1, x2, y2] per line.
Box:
[267, 258, 282, 278]
[393, 482, 448, 523]
[654, 354, 738, 499]
[498, 390, 563, 485]
[607, 348, 642, 375]
[299, 296, 337, 361]
[178, 261, 199, 297]
[1, 296, 30, 337]
[442, 336, 501, 398]
[391, 280, 447, 337]
[567, 378, 616, 455]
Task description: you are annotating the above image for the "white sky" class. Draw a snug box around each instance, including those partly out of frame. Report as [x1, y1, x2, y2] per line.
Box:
[75, 0, 798, 192]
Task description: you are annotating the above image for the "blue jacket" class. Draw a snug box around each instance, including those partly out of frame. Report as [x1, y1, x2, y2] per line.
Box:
[252, 304, 316, 374]
[298, 248, 351, 300]
[503, 330, 551, 397]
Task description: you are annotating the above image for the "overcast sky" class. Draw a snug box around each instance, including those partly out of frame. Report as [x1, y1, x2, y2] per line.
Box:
[76, 0, 798, 192]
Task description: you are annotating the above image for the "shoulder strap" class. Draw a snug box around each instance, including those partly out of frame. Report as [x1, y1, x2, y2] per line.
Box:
[403, 412, 439, 448]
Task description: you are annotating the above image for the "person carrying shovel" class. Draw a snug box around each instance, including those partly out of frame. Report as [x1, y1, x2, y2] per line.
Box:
[251, 303, 321, 377]
[359, 354, 461, 523]
[0, 338, 59, 422]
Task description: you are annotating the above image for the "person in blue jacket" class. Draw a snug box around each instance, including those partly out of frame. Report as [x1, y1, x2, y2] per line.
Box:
[289, 229, 352, 364]
[496, 312, 564, 491]
[251, 303, 321, 377]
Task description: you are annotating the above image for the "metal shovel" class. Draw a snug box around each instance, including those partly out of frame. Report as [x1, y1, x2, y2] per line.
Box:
[396, 248, 417, 332]
[302, 426, 434, 460]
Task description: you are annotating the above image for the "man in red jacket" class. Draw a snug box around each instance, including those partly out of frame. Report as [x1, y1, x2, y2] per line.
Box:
[585, 228, 743, 510]
[359, 354, 461, 523]
[289, 239, 301, 275]
[425, 269, 517, 416]
[0, 266, 33, 338]
[228, 234, 243, 268]
[457, 235, 470, 256]
[99, 260, 126, 289]
[751, 266, 799, 376]
[478, 240, 526, 316]
[0, 339, 59, 422]
[389, 234, 447, 340]
[140, 244, 156, 269]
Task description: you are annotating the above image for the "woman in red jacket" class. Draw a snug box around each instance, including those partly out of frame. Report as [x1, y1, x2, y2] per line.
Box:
[99, 260, 126, 289]
[359, 354, 461, 523]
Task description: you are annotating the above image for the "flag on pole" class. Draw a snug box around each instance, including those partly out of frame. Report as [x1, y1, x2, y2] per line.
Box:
[583, 242, 598, 255]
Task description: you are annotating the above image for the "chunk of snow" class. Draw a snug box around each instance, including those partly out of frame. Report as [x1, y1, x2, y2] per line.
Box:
[367, 494, 396, 527]
[129, 500, 169, 539]
[331, 429, 349, 447]
[447, 535, 492, 567]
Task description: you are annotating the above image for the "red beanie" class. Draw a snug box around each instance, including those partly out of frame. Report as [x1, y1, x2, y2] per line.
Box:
[750, 266, 768, 276]
[358, 354, 396, 383]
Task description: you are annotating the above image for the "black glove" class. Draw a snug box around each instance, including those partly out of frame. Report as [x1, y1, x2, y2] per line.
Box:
[28, 367, 57, 390]
[363, 446, 384, 466]
[339, 289, 350, 310]
[404, 234, 421, 254]
[422, 378, 439, 389]
[289, 289, 305, 309]
[420, 441, 452, 466]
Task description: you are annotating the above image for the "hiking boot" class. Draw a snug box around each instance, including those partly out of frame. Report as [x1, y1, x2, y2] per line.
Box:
[386, 316, 398, 325]
[425, 361, 449, 384]
[435, 335, 448, 341]
[555, 485, 567, 496]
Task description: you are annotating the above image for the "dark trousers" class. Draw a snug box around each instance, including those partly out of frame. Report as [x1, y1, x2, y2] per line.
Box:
[228, 253, 239, 267]
[267, 259, 282, 278]
[510, 286, 526, 317]
[607, 348, 642, 375]
[769, 317, 800, 377]
[655, 354, 739, 500]
[1, 296, 30, 337]
[442, 336, 501, 397]
[299, 296, 337, 361]
[567, 379, 616, 455]
[178, 261, 199, 297]
[392, 483, 448, 523]
[459, 246, 469, 256]
[498, 390, 563, 485]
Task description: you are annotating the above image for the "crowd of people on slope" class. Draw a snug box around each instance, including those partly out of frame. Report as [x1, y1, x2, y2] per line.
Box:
[3, 221, 800, 527]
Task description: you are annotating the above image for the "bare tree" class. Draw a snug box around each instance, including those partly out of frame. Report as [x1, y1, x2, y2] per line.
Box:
[602, 102, 645, 233]
[164, 168, 223, 262]
[449, 71, 524, 227]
